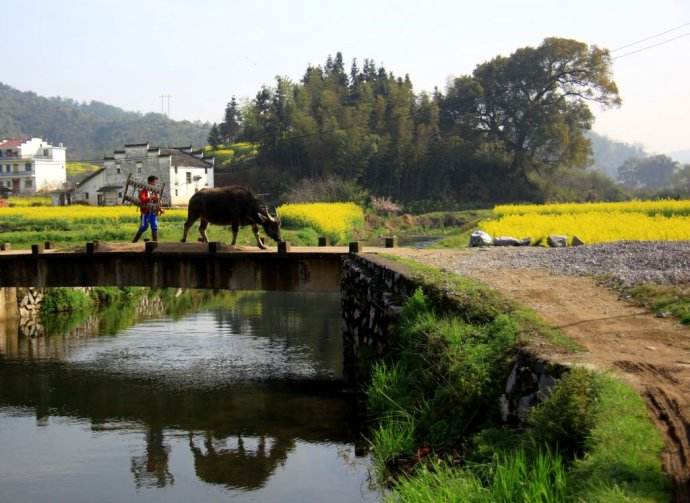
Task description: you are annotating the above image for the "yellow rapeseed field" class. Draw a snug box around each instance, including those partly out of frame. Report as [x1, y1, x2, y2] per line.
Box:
[277, 202, 364, 243]
[483, 200, 690, 244]
[0, 205, 188, 222]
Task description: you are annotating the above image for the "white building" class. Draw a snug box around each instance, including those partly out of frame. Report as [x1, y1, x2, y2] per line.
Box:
[0, 138, 67, 194]
[73, 143, 215, 206]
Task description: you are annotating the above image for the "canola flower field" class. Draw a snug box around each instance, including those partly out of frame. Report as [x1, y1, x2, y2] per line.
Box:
[277, 202, 364, 243]
[482, 200, 690, 244]
[0, 202, 364, 247]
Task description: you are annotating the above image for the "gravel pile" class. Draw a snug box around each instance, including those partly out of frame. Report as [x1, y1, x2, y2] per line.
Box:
[448, 241, 690, 286]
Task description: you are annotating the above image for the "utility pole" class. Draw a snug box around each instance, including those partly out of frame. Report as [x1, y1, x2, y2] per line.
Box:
[159, 95, 171, 116]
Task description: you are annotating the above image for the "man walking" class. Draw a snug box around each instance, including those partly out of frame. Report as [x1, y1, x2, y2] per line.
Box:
[132, 175, 161, 242]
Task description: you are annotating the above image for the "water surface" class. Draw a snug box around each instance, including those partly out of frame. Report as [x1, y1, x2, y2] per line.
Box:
[0, 291, 378, 503]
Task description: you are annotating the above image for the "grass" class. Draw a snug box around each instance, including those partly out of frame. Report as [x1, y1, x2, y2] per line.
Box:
[365, 258, 669, 502]
[619, 282, 690, 325]
[381, 254, 580, 351]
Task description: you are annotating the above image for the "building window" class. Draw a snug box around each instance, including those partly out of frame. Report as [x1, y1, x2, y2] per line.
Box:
[186, 172, 192, 184]
[137, 167, 142, 174]
[204, 167, 208, 174]
[43, 149, 49, 156]
[174, 166, 178, 174]
[25, 163, 31, 172]
[118, 192, 123, 199]
[24, 179, 32, 189]
[175, 189, 178, 196]
[0, 150, 3, 158]
[84, 192, 89, 200]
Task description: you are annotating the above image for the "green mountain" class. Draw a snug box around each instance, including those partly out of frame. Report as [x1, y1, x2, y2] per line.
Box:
[0, 82, 210, 160]
[587, 131, 647, 180]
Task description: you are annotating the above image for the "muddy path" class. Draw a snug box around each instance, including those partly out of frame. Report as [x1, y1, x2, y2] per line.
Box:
[388, 249, 690, 501]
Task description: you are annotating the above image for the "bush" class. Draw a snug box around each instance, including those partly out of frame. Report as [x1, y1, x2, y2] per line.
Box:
[41, 288, 93, 313]
[529, 368, 598, 458]
[284, 176, 370, 206]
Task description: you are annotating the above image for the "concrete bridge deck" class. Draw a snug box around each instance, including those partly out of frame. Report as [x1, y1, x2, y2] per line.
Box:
[0, 243, 368, 291]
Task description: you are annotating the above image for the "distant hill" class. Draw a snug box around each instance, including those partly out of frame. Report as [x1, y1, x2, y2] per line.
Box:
[588, 131, 647, 180]
[670, 149, 690, 164]
[0, 82, 210, 160]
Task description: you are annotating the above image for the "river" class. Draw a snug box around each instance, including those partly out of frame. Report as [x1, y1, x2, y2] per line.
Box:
[0, 290, 379, 503]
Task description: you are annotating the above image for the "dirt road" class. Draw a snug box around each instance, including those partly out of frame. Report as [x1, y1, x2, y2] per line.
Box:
[389, 247, 690, 501]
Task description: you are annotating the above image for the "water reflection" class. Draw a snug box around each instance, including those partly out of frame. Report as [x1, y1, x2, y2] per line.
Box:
[0, 291, 377, 502]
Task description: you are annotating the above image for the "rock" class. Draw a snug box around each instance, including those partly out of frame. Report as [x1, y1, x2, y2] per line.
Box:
[537, 374, 556, 401]
[505, 363, 518, 394]
[547, 235, 568, 247]
[517, 393, 537, 422]
[499, 394, 510, 422]
[571, 235, 585, 246]
[469, 230, 493, 247]
[494, 236, 521, 247]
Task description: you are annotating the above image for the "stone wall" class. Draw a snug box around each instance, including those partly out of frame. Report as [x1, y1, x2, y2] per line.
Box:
[340, 254, 568, 425]
[341, 254, 417, 384]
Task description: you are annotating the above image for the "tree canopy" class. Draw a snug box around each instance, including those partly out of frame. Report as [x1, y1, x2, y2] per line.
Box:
[219, 39, 620, 204]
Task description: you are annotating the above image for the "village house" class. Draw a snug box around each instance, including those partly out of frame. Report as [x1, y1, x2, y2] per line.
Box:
[0, 137, 67, 194]
[74, 143, 215, 206]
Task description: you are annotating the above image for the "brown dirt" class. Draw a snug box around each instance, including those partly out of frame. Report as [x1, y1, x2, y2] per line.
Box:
[387, 249, 690, 501]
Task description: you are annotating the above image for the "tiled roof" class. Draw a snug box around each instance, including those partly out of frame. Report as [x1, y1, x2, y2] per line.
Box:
[0, 138, 28, 149]
[76, 167, 105, 187]
[160, 148, 213, 169]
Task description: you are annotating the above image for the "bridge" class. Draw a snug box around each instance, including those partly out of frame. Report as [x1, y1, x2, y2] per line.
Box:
[0, 242, 353, 292]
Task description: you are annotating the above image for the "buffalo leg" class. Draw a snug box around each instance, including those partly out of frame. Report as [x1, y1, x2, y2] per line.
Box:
[231, 224, 239, 245]
[181, 216, 198, 243]
[199, 219, 210, 243]
[252, 224, 266, 249]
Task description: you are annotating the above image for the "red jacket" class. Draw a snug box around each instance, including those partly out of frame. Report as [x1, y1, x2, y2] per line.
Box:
[138, 189, 158, 215]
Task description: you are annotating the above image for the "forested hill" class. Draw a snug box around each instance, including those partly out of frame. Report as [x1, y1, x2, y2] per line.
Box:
[588, 131, 647, 180]
[0, 82, 210, 160]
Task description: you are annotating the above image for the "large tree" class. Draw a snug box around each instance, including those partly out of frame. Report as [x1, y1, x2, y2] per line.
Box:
[618, 155, 678, 189]
[443, 38, 621, 187]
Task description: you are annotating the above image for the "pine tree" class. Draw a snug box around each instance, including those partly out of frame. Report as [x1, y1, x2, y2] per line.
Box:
[220, 96, 242, 143]
[207, 123, 222, 148]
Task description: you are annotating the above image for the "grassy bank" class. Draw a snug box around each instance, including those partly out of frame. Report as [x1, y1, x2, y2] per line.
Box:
[367, 260, 669, 501]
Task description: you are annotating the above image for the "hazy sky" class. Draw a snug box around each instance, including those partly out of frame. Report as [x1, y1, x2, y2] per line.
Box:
[3, 0, 690, 153]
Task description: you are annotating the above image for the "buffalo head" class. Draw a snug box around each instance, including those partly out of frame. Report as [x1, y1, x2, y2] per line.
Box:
[257, 208, 282, 243]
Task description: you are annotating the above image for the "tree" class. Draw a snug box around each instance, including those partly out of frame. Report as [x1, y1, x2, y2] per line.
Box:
[220, 96, 242, 143]
[617, 155, 678, 189]
[443, 38, 621, 188]
[207, 123, 222, 148]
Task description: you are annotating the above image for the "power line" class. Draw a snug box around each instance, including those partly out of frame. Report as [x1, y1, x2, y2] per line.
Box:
[613, 31, 690, 59]
[612, 21, 690, 52]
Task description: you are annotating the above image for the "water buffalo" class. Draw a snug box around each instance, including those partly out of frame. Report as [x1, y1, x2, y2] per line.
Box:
[181, 186, 281, 249]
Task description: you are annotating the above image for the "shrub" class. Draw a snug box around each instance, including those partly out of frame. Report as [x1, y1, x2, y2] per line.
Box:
[529, 368, 599, 458]
[284, 176, 370, 206]
[41, 288, 93, 313]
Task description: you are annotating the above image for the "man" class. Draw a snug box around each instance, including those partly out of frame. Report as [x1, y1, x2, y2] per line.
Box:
[132, 175, 161, 242]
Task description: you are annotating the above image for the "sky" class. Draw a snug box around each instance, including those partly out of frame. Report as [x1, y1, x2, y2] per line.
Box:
[3, 0, 690, 154]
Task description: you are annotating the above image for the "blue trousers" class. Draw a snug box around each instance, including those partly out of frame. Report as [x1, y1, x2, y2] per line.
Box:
[138, 213, 158, 232]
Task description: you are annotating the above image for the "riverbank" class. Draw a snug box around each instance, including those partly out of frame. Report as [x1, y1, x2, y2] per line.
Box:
[366, 256, 671, 501]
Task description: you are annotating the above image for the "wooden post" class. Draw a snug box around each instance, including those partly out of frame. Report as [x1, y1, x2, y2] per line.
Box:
[208, 242, 220, 254]
[31, 244, 43, 256]
[0, 243, 10, 251]
[44, 241, 52, 250]
[318, 237, 328, 247]
[384, 236, 397, 248]
[86, 242, 96, 254]
[145, 241, 158, 254]
[349, 241, 362, 253]
[278, 241, 291, 254]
